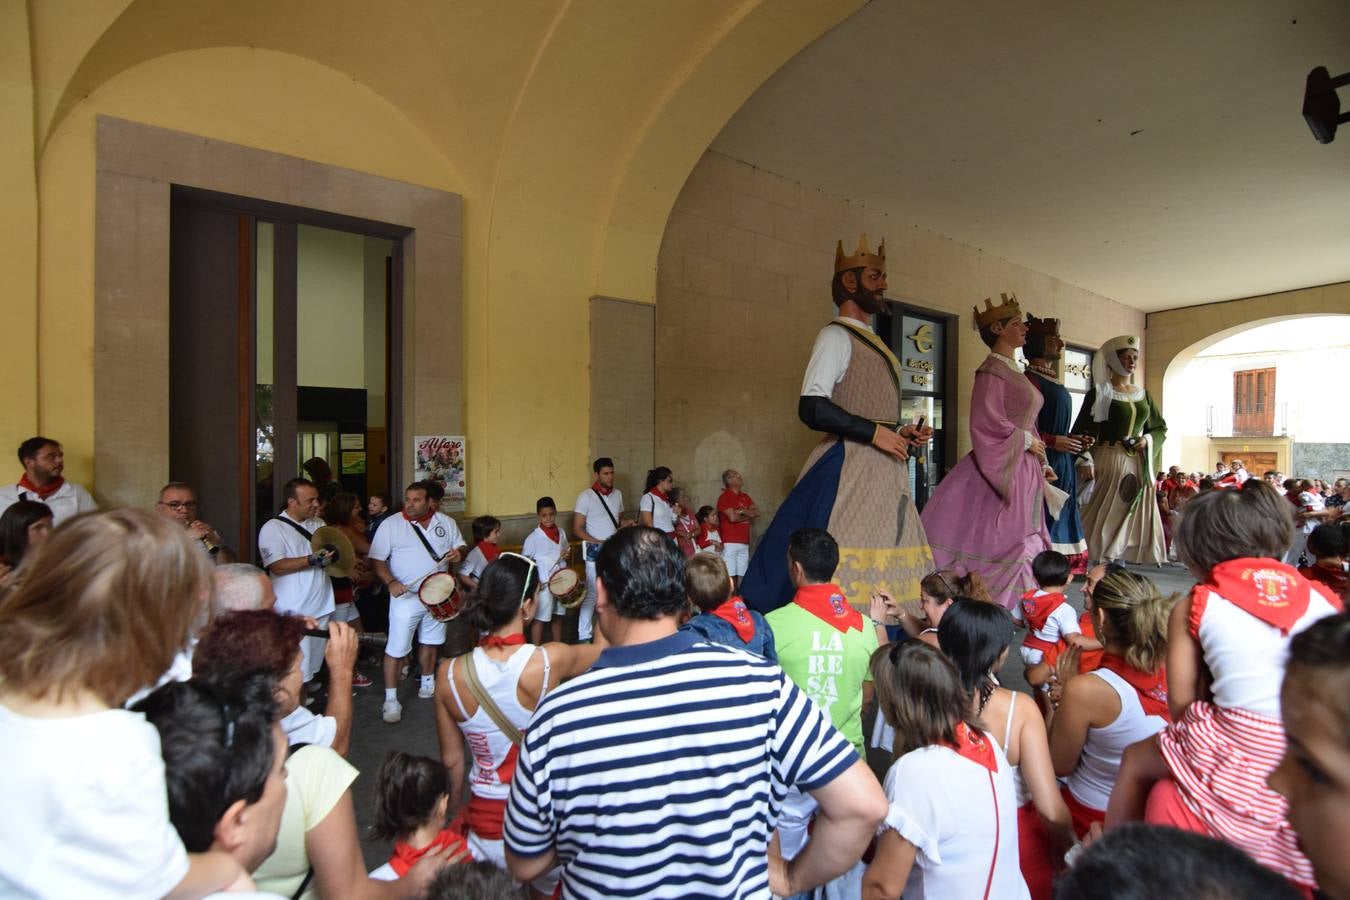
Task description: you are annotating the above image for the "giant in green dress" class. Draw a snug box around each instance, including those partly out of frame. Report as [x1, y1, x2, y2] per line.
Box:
[1071, 379, 1167, 565]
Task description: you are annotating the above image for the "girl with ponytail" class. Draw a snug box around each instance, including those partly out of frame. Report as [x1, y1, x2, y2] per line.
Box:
[1049, 569, 1174, 838]
[434, 554, 606, 887]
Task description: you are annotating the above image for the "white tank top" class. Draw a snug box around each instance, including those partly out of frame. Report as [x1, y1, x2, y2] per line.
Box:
[447, 645, 551, 801]
[1197, 589, 1336, 718]
[1001, 694, 1033, 808]
[1065, 668, 1167, 811]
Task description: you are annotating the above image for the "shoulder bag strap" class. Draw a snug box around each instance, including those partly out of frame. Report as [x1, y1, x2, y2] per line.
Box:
[461, 651, 524, 745]
[408, 519, 443, 564]
[592, 488, 620, 531]
[274, 515, 314, 542]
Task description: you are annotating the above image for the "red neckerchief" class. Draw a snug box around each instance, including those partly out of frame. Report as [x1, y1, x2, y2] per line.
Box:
[479, 632, 527, 649]
[540, 523, 561, 544]
[403, 509, 435, 527]
[478, 540, 501, 563]
[17, 474, 63, 500]
[1019, 589, 1067, 633]
[1206, 557, 1312, 634]
[947, 722, 998, 773]
[388, 825, 471, 877]
[649, 487, 670, 502]
[1099, 653, 1171, 720]
[696, 523, 717, 547]
[792, 583, 862, 632]
[709, 596, 755, 643]
[591, 480, 613, 496]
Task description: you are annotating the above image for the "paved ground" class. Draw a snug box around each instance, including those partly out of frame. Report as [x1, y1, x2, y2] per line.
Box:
[331, 562, 1198, 870]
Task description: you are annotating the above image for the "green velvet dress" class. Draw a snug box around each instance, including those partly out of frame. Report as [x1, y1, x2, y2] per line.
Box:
[1071, 385, 1166, 564]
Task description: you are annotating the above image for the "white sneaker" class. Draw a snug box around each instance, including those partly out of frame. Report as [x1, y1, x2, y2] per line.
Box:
[382, 699, 403, 723]
[418, 681, 435, 700]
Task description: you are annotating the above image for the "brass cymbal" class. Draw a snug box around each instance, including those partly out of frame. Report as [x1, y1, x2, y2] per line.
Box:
[310, 525, 357, 578]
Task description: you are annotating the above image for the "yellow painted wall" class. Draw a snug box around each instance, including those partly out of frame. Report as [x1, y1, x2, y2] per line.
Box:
[1, 0, 39, 462]
[12, 0, 863, 508]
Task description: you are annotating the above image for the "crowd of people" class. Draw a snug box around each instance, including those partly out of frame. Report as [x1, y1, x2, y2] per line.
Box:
[3, 236, 1350, 900]
[0, 427, 1346, 900]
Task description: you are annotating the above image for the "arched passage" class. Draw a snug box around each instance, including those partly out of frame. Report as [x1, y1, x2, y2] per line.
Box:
[1156, 307, 1350, 476]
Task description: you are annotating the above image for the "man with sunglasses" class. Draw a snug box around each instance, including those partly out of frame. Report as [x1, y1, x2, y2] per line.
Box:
[154, 481, 236, 563]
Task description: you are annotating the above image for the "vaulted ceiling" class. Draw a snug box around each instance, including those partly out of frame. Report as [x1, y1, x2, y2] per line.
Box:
[713, 0, 1350, 311]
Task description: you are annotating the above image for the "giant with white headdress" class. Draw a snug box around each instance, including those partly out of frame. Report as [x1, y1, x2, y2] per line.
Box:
[1070, 334, 1168, 564]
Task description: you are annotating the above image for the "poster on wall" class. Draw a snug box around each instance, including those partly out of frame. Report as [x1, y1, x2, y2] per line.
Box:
[414, 435, 466, 512]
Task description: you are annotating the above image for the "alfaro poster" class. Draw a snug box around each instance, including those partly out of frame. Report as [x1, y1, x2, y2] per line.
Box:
[414, 435, 466, 512]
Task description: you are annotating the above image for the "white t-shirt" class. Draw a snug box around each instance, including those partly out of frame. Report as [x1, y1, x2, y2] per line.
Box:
[801, 316, 873, 398]
[0, 704, 190, 898]
[0, 479, 98, 526]
[1011, 592, 1081, 658]
[280, 706, 336, 749]
[640, 491, 676, 533]
[574, 487, 624, 543]
[369, 513, 466, 596]
[369, 862, 397, 881]
[459, 545, 493, 582]
[258, 513, 335, 619]
[522, 525, 569, 580]
[881, 735, 1030, 900]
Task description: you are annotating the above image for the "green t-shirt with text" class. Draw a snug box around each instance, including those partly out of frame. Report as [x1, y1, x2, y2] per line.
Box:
[766, 601, 877, 758]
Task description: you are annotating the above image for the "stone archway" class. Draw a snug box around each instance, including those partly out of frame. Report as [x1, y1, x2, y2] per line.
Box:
[1148, 288, 1350, 474]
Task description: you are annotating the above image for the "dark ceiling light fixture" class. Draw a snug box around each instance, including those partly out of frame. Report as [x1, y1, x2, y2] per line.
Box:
[1303, 66, 1350, 144]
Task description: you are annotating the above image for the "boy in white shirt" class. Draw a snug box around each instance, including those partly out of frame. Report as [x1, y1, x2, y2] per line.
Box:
[457, 515, 502, 592]
[1013, 551, 1099, 701]
[522, 496, 570, 645]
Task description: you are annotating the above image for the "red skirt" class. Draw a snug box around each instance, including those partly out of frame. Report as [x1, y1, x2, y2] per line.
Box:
[1060, 785, 1104, 840]
[1156, 701, 1315, 888]
[1017, 802, 1061, 900]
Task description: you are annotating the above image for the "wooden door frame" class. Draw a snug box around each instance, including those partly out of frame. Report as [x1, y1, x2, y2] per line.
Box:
[94, 116, 461, 511]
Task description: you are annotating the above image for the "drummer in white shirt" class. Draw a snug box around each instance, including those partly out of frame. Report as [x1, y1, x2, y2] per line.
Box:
[369, 480, 466, 725]
[257, 478, 335, 686]
[523, 496, 571, 645]
[572, 457, 624, 643]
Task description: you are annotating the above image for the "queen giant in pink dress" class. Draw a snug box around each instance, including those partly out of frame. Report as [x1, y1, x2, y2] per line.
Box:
[921, 296, 1057, 609]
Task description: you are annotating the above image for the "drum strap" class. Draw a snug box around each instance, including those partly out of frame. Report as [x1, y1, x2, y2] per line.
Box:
[592, 488, 620, 531]
[409, 520, 442, 563]
[461, 652, 524, 745]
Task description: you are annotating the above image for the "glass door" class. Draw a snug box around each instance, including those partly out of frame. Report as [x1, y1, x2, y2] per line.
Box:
[170, 189, 399, 563]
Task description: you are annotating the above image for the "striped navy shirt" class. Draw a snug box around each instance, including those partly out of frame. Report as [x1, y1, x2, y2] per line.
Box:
[504, 630, 857, 899]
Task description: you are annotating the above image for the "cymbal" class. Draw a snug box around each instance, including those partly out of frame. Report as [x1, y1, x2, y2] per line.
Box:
[310, 526, 357, 578]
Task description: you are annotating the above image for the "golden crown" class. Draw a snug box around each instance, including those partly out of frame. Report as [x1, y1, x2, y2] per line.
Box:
[973, 292, 1022, 329]
[834, 234, 886, 274]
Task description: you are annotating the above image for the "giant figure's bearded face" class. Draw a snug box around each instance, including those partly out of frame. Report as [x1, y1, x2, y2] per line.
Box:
[843, 266, 888, 315]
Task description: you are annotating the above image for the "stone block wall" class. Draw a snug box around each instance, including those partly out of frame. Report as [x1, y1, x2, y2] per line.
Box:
[655, 150, 1145, 527]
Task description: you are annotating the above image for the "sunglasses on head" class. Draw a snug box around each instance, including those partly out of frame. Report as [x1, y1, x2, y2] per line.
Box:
[499, 551, 538, 605]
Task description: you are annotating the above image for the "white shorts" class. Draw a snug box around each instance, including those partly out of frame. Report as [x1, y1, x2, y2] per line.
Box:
[385, 591, 446, 657]
[331, 600, 361, 623]
[532, 587, 566, 623]
[1020, 645, 1046, 667]
[723, 543, 750, 577]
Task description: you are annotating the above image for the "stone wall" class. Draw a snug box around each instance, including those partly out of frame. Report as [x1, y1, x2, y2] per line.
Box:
[1292, 443, 1350, 481]
[654, 150, 1144, 525]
